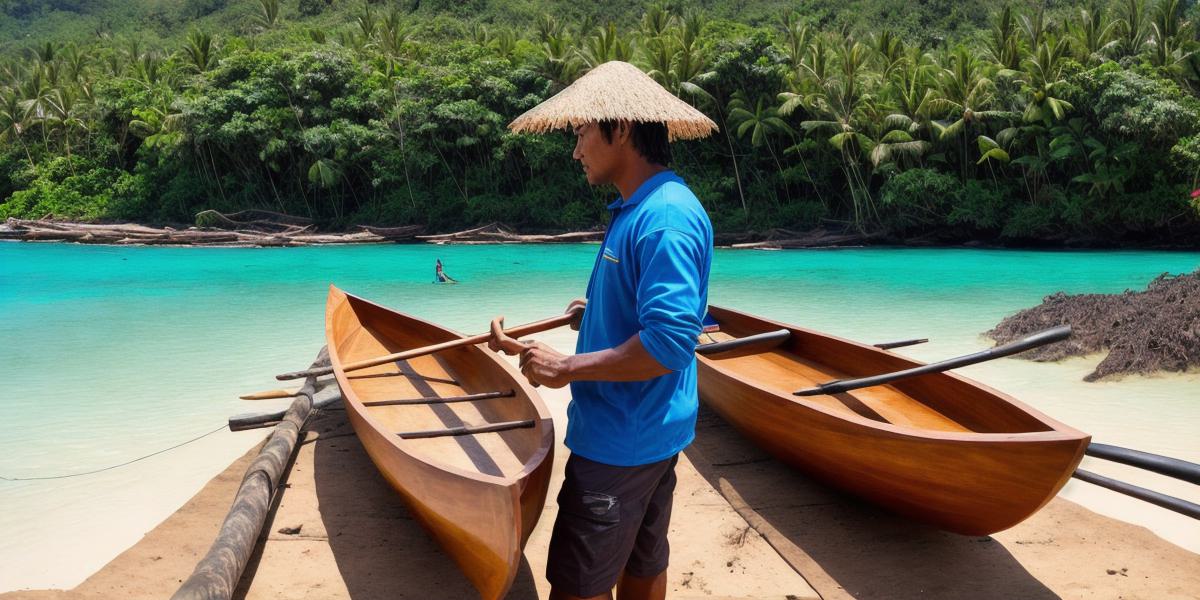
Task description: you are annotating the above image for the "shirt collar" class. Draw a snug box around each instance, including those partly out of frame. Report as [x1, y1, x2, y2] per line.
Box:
[607, 170, 681, 210]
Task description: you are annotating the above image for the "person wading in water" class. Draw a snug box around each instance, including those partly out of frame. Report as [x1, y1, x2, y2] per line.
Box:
[496, 61, 718, 600]
[434, 258, 458, 283]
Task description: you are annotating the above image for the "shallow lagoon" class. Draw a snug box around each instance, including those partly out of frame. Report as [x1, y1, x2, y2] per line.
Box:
[1, 242, 1197, 590]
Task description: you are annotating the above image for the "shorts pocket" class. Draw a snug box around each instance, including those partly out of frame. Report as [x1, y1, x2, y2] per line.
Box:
[554, 489, 623, 582]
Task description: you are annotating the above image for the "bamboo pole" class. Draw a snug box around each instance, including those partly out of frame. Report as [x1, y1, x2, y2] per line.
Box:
[172, 350, 329, 600]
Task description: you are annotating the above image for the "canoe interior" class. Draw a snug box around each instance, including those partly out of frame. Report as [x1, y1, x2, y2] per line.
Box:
[330, 292, 547, 479]
[704, 307, 1065, 435]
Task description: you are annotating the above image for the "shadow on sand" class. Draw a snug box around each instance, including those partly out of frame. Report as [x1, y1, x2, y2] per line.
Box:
[684, 403, 1059, 600]
[238, 409, 538, 599]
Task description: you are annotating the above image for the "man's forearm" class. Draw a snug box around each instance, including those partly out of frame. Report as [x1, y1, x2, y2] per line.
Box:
[566, 332, 672, 382]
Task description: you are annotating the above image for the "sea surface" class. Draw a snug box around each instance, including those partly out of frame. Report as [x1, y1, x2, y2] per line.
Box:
[1, 241, 1197, 590]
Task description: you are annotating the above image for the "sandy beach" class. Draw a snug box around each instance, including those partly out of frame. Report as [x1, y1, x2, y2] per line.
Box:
[3, 373, 1197, 600]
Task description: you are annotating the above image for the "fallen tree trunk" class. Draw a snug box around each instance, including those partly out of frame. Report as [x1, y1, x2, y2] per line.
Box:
[171, 349, 333, 600]
[357, 224, 425, 239]
[418, 222, 604, 244]
[194, 210, 314, 234]
[3, 218, 386, 246]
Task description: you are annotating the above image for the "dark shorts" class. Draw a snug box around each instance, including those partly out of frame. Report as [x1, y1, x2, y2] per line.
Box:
[546, 453, 679, 598]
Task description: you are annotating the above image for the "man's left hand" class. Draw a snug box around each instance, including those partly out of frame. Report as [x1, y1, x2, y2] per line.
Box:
[519, 342, 574, 388]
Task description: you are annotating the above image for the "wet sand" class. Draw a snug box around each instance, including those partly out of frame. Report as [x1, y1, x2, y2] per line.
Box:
[3, 383, 1197, 600]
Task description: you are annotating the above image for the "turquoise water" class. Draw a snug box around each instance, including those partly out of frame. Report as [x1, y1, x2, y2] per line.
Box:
[1, 241, 1198, 589]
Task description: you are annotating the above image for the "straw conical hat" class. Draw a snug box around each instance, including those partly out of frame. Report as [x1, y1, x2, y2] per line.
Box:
[508, 61, 718, 141]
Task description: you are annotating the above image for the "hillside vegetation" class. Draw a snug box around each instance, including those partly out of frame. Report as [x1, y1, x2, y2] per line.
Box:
[1, 0, 1198, 244]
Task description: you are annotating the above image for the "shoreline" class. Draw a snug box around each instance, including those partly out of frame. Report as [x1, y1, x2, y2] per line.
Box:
[5, 218, 1199, 250]
[2, 378, 1197, 599]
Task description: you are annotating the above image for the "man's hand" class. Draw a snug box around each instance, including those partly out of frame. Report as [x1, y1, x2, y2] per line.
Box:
[519, 341, 574, 388]
[488, 316, 532, 355]
[565, 297, 587, 331]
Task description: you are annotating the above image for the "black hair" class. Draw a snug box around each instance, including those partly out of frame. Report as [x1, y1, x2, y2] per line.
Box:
[596, 120, 671, 167]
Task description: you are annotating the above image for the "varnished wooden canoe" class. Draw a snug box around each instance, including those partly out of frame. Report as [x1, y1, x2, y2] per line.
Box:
[697, 305, 1090, 535]
[325, 286, 554, 599]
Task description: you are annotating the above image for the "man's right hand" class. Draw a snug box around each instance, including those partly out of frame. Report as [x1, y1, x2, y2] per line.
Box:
[565, 297, 587, 331]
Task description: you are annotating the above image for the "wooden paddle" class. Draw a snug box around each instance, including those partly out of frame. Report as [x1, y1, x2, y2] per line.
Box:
[275, 307, 584, 381]
[794, 325, 1071, 396]
[239, 387, 301, 400]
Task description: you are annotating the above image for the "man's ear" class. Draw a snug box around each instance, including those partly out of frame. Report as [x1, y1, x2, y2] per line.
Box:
[618, 121, 633, 145]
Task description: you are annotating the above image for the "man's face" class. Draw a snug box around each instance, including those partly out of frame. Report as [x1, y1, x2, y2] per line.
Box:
[572, 122, 621, 186]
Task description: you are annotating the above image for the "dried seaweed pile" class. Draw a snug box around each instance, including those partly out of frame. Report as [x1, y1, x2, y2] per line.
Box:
[987, 270, 1200, 381]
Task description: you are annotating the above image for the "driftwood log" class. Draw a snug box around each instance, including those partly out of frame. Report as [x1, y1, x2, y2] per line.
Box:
[194, 210, 313, 234]
[417, 222, 604, 244]
[729, 228, 881, 249]
[1, 217, 874, 248]
[2, 217, 391, 246]
[357, 224, 425, 240]
[171, 349, 336, 600]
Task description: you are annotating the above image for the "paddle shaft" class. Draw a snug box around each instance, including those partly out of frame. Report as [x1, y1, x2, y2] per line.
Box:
[794, 325, 1071, 396]
[275, 308, 582, 381]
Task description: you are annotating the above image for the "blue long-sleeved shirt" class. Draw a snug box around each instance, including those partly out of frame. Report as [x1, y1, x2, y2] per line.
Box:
[567, 170, 713, 466]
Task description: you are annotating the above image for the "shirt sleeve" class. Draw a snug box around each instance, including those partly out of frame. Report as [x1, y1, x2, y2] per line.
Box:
[634, 227, 706, 372]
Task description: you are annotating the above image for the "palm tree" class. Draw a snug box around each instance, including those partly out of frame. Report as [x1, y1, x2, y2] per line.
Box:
[62, 44, 90, 84]
[132, 51, 165, 86]
[491, 28, 518, 62]
[469, 23, 490, 47]
[985, 6, 1022, 70]
[19, 77, 55, 154]
[43, 87, 90, 167]
[931, 46, 1005, 181]
[1116, 0, 1151, 57]
[1069, 4, 1120, 65]
[128, 103, 184, 152]
[255, 0, 281, 31]
[536, 32, 581, 91]
[374, 10, 411, 72]
[1017, 37, 1075, 124]
[1148, 0, 1196, 68]
[640, 3, 675, 40]
[0, 88, 36, 168]
[778, 11, 812, 74]
[975, 134, 1011, 189]
[887, 47, 939, 135]
[355, 2, 377, 41]
[797, 39, 879, 231]
[871, 30, 906, 79]
[869, 125, 932, 169]
[1018, 6, 1052, 50]
[534, 14, 564, 44]
[181, 30, 217, 74]
[728, 91, 794, 205]
[580, 22, 633, 69]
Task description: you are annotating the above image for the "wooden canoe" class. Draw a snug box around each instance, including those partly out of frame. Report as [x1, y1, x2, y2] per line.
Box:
[325, 286, 554, 599]
[697, 305, 1090, 535]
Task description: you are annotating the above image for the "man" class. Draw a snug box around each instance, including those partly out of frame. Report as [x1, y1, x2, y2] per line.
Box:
[502, 61, 718, 600]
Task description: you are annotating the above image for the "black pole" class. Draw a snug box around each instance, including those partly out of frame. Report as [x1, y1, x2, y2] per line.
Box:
[695, 329, 791, 356]
[874, 338, 929, 350]
[1072, 469, 1200, 520]
[795, 325, 1071, 396]
[1085, 443, 1200, 485]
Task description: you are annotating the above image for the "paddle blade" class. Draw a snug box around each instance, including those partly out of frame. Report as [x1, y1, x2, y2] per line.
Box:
[239, 388, 301, 400]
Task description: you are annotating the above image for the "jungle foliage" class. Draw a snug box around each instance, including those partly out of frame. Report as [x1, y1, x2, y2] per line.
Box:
[1, 0, 1198, 244]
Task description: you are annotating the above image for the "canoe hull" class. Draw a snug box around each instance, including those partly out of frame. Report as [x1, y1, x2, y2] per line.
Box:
[327, 287, 553, 599]
[698, 306, 1089, 535]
